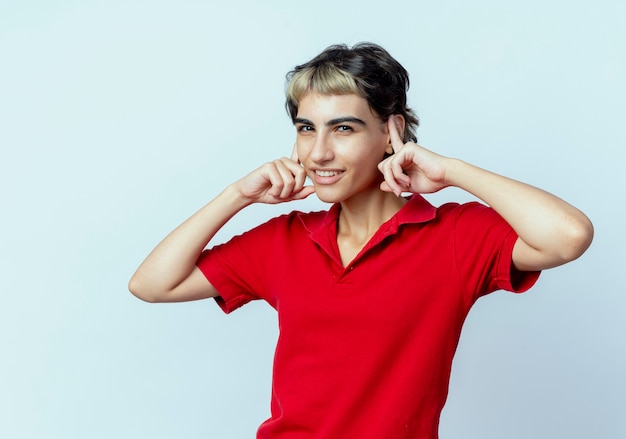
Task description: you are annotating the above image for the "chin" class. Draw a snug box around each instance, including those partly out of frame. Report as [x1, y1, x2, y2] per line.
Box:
[315, 193, 343, 204]
[313, 187, 348, 204]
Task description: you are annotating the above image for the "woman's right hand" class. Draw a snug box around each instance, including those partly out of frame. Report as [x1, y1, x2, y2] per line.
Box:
[235, 147, 316, 205]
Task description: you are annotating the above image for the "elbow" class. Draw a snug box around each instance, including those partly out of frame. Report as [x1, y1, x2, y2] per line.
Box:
[128, 275, 160, 303]
[560, 213, 594, 262]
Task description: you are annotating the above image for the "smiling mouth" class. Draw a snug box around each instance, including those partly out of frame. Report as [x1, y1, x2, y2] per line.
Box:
[315, 170, 343, 177]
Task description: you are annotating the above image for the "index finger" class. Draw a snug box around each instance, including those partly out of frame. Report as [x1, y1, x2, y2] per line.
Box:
[387, 116, 405, 153]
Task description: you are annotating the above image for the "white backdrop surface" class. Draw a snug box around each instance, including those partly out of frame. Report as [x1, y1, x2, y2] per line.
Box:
[1, 1, 624, 438]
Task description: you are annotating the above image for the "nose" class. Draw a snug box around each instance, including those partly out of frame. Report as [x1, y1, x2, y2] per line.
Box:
[309, 133, 334, 163]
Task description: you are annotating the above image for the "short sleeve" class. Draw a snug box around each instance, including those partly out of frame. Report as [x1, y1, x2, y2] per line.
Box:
[451, 202, 540, 299]
[196, 215, 286, 313]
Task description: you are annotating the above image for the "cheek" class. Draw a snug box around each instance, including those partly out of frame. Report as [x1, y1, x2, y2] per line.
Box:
[295, 138, 309, 159]
[352, 150, 387, 175]
[363, 138, 391, 161]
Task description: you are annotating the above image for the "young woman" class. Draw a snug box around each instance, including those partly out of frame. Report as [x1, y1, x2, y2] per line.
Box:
[129, 43, 593, 438]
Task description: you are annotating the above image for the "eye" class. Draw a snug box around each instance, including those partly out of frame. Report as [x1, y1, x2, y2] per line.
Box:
[297, 125, 314, 133]
[336, 125, 353, 132]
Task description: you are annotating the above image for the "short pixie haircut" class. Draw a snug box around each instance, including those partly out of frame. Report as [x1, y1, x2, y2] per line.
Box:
[285, 42, 419, 143]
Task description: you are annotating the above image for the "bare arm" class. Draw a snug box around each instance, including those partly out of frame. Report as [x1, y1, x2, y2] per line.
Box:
[128, 186, 249, 303]
[442, 159, 593, 271]
[129, 154, 314, 303]
[379, 117, 594, 272]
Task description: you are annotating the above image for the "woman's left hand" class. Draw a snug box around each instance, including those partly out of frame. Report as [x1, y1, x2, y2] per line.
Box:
[377, 117, 451, 196]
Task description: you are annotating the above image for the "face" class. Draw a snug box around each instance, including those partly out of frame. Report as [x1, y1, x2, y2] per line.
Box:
[294, 93, 393, 204]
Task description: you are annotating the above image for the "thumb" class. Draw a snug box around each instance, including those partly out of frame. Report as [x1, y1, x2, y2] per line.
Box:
[293, 185, 316, 200]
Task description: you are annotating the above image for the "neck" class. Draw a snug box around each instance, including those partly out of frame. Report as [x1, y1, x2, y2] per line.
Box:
[338, 189, 407, 240]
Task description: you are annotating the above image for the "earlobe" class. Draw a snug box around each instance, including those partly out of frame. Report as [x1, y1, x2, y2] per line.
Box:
[385, 127, 394, 154]
[385, 142, 394, 155]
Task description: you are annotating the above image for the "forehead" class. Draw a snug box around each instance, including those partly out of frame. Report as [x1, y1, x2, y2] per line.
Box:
[296, 93, 378, 121]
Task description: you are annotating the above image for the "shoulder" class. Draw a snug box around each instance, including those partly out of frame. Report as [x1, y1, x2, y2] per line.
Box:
[435, 201, 501, 224]
[436, 200, 487, 215]
[236, 208, 332, 240]
[418, 201, 511, 241]
[392, 196, 497, 232]
[269, 208, 330, 228]
[433, 201, 515, 250]
[205, 208, 331, 262]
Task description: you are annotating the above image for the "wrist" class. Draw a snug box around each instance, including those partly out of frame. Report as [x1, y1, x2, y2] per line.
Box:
[442, 157, 467, 187]
[222, 183, 255, 210]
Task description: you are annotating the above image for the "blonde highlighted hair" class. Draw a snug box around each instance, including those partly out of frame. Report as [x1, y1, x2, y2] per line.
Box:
[285, 43, 419, 143]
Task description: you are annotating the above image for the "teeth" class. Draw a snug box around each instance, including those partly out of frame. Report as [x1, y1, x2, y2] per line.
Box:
[316, 170, 340, 177]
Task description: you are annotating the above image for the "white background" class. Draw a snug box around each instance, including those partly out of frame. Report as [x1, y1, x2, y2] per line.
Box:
[1, 0, 624, 437]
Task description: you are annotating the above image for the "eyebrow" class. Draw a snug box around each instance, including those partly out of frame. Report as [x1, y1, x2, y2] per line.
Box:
[294, 116, 367, 127]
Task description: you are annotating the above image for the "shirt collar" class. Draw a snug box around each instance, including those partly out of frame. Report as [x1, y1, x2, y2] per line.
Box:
[298, 194, 437, 239]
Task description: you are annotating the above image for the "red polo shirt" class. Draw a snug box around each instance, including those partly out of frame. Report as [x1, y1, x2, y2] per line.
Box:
[197, 195, 539, 439]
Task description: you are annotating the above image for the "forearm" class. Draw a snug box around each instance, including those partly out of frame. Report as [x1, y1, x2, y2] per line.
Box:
[128, 184, 250, 300]
[445, 158, 593, 268]
[129, 154, 314, 302]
